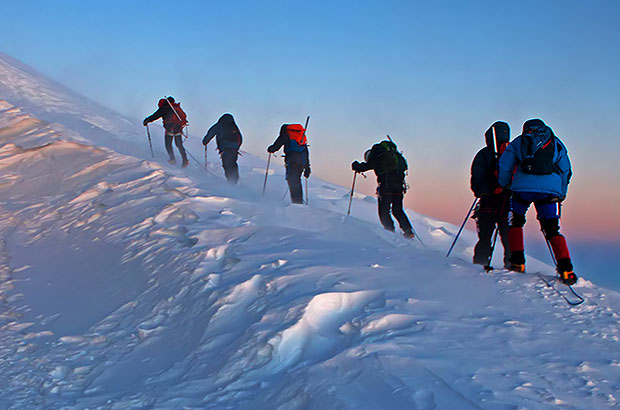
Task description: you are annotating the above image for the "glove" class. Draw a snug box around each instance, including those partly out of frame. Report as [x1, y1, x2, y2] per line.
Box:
[267, 145, 277, 153]
[304, 167, 311, 178]
[351, 161, 361, 172]
[202, 136, 208, 146]
[143, 118, 149, 126]
[493, 187, 503, 195]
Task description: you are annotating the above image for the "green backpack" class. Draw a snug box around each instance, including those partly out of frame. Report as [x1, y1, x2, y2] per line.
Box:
[376, 140, 407, 175]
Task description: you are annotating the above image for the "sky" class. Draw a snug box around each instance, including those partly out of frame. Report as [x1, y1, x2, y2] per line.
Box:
[1, 0, 619, 242]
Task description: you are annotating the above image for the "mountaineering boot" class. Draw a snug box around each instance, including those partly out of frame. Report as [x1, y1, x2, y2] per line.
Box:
[403, 230, 415, 239]
[558, 270, 577, 286]
[509, 263, 525, 273]
[508, 249, 525, 273]
[557, 258, 577, 285]
[168, 158, 177, 165]
[182, 158, 189, 168]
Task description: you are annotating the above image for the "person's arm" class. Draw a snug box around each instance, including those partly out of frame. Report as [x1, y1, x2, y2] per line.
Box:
[202, 123, 218, 145]
[267, 127, 288, 153]
[498, 139, 519, 188]
[555, 141, 572, 198]
[143, 106, 165, 126]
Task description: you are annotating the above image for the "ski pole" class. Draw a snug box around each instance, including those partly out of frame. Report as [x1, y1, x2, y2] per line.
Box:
[262, 153, 272, 195]
[484, 227, 499, 271]
[543, 235, 557, 266]
[282, 187, 289, 201]
[204, 145, 208, 171]
[145, 124, 154, 158]
[446, 197, 479, 257]
[347, 172, 358, 216]
[302, 115, 310, 206]
[410, 221, 426, 247]
[543, 199, 565, 267]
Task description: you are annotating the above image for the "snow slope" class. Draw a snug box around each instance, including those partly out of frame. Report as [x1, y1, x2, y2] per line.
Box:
[1, 53, 619, 410]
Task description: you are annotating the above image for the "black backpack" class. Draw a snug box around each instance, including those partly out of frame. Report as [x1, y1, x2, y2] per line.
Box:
[375, 141, 407, 175]
[521, 128, 559, 175]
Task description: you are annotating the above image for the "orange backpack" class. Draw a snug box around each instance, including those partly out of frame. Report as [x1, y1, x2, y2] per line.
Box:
[287, 124, 307, 151]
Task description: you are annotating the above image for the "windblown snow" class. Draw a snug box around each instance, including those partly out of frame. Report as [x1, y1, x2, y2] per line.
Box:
[0, 53, 619, 410]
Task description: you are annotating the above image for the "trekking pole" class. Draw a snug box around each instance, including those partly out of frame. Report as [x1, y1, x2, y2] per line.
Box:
[302, 115, 310, 206]
[484, 227, 499, 271]
[204, 145, 208, 171]
[410, 221, 426, 247]
[262, 153, 272, 195]
[145, 124, 154, 158]
[282, 187, 289, 201]
[446, 197, 479, 257]
[347, 172, 358, 216]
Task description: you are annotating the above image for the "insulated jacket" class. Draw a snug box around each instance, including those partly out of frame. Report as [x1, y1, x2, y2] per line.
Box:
[202, 114, 243, 152]
[498, 121, 571, 198]
[471, 121, 510, 197]
[144, 101, 184, 134]
[269, 124, 309, 167]
[471, 147, 501, 197]
[356, 142, 407, 193]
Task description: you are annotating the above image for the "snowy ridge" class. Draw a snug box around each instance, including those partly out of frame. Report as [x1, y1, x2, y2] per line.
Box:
[1, 55, 620, 409]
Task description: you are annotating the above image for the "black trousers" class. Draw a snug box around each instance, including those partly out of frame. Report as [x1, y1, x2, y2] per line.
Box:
[221, 150, 239, 184]
[286, 161, 304, 204]
[377, 191, 412, 234]
[473, 194, 510, 267]
[165, 132, 188, 163]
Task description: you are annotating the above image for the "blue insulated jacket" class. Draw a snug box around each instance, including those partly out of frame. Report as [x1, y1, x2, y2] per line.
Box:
[498, 121, 572, 198]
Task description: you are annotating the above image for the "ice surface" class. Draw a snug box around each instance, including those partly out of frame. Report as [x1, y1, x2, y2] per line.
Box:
[1, 53, 619, 409]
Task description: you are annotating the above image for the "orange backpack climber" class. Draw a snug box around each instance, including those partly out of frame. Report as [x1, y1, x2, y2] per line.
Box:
[287, 124, 307, 151]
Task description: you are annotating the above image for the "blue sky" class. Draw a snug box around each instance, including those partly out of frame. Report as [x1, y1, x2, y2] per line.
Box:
[1, 0, 619, 240]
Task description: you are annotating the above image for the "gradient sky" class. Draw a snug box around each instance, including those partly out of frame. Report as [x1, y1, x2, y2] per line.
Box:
[1, 0, 619, 241]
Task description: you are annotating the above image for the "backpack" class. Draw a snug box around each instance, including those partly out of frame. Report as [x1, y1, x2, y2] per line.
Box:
[168, 102, 188, 128]
[376, 140, 407, 176]
[521, 127, 558, 175]
[286, 124, 307, 152]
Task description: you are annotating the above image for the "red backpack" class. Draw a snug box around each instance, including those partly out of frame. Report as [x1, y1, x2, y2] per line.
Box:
[169, 102, 188, 127]
[159, 98, 188, 128]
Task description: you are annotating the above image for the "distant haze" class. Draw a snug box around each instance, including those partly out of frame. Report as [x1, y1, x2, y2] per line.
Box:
[1, 0, 618, 241]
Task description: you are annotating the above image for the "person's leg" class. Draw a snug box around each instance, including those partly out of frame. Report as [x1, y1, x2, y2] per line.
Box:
[221, 150, 239, 184]
[474, 210, 495, 266]
[286, 162, 304, 204]
[164, 133, 175, 163]
[390, 192, 413, 236]
[536, 201, 577, 284]
[377, 192, 395, 232]
[508, 194, 531, 271]
[498, 216, 511, 269]
[495, 194, 512, 269]
[174, 134, 188, 166]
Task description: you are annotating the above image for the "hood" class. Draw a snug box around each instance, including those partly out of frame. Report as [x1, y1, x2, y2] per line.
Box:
[484, 121, 510, 154]
[219, 113, 234, 125]
[522, 118, 553, 146]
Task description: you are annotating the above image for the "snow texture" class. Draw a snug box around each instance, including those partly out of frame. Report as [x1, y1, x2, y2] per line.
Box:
[1, 53, 619, 410]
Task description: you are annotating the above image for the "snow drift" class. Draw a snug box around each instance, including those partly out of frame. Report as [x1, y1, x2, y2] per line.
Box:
[1, 52, 619, 410]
